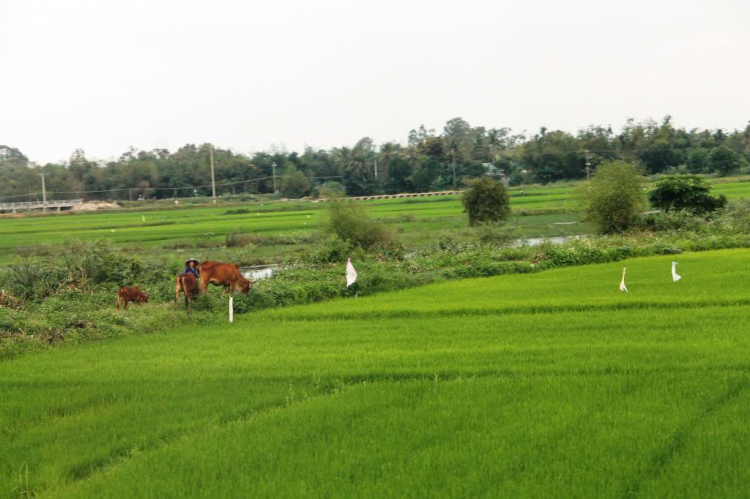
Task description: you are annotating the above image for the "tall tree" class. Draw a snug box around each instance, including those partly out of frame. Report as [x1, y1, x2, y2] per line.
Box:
[443, 118, 473, 188]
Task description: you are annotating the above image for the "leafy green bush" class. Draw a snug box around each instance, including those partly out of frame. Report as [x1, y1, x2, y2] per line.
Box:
[315, 181, 346, 199]
[442, 261, 534, 279]
[322, 200, 395, 251]
[708, 146, 745, 176]
[643, 210, 705, 232]
[280, 166, 312, 198]
[461, 177, 510, 226]
[4, 260, 63, 301]
[576, 160, 646, 234]
[648, 174, 727, 214]
[476, 223, 515, 247]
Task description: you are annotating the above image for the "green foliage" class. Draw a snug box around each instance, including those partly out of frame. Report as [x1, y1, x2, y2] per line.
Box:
[475, 222, 515, 247]
[5, 260, 62, 301]
[643, 210, 705, 232]
[280, 166, 312, 198]
[708, 145, 744, 176]
[4, 119, 750, 204]
[461, 177, 510, 226]
[322, 200, 395, 251]
[648, 174, 727, 214]
[314, 181, 345, 199]
[577, 160, 646, 233]
[722, 199, 750, 233]
[686, 148, 710, 173]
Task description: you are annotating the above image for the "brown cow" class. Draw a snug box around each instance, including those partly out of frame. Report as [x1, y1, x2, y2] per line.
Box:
[174, 272, 200, 311]
[116, 286, 149, 310]
[198, 261, 252, 295]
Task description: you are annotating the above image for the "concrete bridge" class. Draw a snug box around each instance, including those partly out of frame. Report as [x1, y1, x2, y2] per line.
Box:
[0, 199, 83, 214]
[316, 190, 463, 202]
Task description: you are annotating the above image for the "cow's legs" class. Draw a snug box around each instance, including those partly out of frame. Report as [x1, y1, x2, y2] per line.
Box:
[123, 297, 129, 310]
[116, 295, 121, 310]
[174, 280, 181, 309]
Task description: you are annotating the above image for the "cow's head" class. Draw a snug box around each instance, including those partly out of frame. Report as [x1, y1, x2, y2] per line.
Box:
[240, 280, 252, 295]
[141, 293, 149, 303]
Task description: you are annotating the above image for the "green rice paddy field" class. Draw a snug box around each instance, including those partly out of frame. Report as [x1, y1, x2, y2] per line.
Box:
[0, 187, 580, 253]
[3, 249, 750, 497]
[3, 179, 749, 255]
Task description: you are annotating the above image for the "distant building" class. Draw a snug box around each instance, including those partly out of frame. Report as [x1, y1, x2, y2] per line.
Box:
[482, 163, 510, 188]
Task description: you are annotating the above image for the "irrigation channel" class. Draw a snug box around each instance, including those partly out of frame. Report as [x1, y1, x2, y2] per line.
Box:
[241, 264, 280, 281]
[239, 235, 579, 282]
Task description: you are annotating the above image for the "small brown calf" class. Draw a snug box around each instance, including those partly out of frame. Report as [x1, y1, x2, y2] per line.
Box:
[116, 286, 149, 310]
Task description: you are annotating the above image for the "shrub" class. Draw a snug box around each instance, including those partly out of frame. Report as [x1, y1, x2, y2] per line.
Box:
[280, 167, 312, 198]
[315, 181, 346, 199]
[322, 200, 395, 251]
[476, 223, 515, 247]
[576, 160, 646, 234]
[708, 146, 744, 176]
[462, 177, 510, 226]
[225, 232, 255, 247]
[648, 174, 727, 215]
[3, 260, 62, 301]
[722, 199, 750, 234]
[643, 210, 704, 232]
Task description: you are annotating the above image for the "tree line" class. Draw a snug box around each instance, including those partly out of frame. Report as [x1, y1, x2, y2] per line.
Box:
[1, 116, 749, 202]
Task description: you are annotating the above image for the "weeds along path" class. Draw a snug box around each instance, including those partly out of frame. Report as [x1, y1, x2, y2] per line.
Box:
[2, 249, 750, 497]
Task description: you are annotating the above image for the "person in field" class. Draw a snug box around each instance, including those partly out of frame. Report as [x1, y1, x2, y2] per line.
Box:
[175, 258, 201, 312]
[184, 258, 200, 278]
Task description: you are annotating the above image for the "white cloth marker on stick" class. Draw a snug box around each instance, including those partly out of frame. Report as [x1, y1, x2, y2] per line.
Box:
[229, 297, 234, 323]
[672, 262, 681, 282]
[619, 267, 628, 292]
[346, 258, 358, 287]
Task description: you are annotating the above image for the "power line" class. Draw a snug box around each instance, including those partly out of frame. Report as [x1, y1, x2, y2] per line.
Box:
[0, 174, 346, 202]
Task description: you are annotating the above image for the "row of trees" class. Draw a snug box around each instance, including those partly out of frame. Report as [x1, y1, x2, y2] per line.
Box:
[2, 117, 749, 202]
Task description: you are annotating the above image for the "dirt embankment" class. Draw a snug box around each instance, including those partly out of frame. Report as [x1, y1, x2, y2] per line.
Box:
[71, 201, 121, 212]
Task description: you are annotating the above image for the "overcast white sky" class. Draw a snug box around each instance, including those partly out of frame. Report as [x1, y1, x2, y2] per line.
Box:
[1, 0, 748, 164]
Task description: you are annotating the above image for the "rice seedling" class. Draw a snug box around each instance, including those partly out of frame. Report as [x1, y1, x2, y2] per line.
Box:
[2, 249, 749, 497]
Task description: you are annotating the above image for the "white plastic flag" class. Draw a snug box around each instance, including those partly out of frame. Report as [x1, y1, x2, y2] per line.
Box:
[346, 258, 358, 287]
[141, 215, 146, 222]
[619, 267, 628, 292]
[671, 262, 681, 282]
[229, 297, 234, 323]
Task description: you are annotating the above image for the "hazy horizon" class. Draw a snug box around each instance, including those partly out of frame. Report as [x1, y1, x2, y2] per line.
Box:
[2, 0, 748, 164]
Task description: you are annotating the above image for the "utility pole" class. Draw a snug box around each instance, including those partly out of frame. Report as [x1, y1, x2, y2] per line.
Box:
[584, 150, 592, 181]
[129, 188, 133, 201]
[374, 159, 378, 179]
[210, 148, 217, 202]
[38, 173, 47, 211]
[271, 162, 277, 193]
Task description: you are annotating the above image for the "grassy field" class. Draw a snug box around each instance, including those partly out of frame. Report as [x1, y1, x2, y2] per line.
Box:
[0, 186, 586, 258]
[3, 177, 748, 257]
[3, 249, 750, 497]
